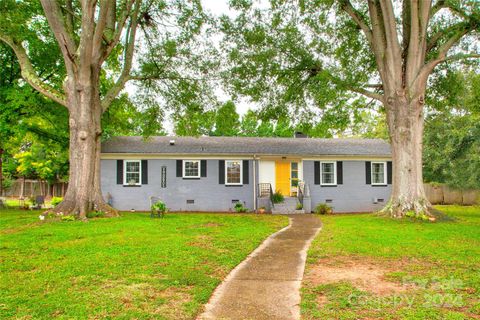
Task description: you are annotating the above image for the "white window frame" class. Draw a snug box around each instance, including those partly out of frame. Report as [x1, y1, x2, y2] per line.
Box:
[225, 160, 243, 185]
[124, 160, 142, 185]
[320, 161, 337, 185]
[183, 160, 201, 178]
[371, 161, 387, 185]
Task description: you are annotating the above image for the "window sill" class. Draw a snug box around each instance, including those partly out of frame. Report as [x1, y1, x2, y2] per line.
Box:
[123, 185, 141, 187]
[371, 184, 388, 187]
[321, 184, 337, 187]
[225, 184, 243, 187]
[182, 177, 201, 180]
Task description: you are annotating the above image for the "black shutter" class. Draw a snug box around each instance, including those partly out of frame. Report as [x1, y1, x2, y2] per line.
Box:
[337, 161, 343, 184]
[387, 161, 393, 184]
[117, 160, 123, 184]
[314, 161, 320, 185]
[201, 160, 207, 177]
[141, 160, 148, 184]
[243, 160, 249, 184]
[176, 160, 182, 177]
[219, 160, 225, 184]
[365, 161, 371, 184]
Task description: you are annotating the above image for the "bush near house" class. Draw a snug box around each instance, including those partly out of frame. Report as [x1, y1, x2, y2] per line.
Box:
[314, 203, 332, 215]
[233, 202, 248, 213]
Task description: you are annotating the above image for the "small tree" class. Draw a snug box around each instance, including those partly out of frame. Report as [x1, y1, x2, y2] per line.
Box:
[214, 101, 240, 136]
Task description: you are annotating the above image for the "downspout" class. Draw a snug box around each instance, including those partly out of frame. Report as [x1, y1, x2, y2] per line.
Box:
[253, 154, 257, 212]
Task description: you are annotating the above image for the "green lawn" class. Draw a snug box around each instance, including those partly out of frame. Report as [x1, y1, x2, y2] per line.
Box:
[301, 206, 480, 320]
[0, 209, 288, 319]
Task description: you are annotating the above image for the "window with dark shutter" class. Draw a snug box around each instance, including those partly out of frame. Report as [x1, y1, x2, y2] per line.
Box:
[117, 160, 123, 184]
[243, 160, 249, 184]
[365, 161, 371, 184]
[219, 160, 225, 184]
[141, 160, 148, 184]
[337, 161, 343, 185]
[176, 160, 182, 177]
[201, 160, 207, 177]
[314, 161, 320, 185]
[387, 161, 392, 184]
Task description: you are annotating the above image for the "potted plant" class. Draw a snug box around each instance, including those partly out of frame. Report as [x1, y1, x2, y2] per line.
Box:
[258, 206, 266, 214]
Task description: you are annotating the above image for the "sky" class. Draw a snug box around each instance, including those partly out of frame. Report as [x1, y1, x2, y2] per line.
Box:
[202, 0, 232, 16]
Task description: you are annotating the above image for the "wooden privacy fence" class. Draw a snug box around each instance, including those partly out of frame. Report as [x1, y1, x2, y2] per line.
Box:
[424, 184, 479, 205]
[2, 179, 68, 198]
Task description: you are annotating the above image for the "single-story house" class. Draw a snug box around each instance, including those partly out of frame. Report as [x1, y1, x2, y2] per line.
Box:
[100, 135, 392, 213]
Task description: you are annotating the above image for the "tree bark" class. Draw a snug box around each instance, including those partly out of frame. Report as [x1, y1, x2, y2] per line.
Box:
[48, 70, 118, 219]
[383, 90, 431, 218]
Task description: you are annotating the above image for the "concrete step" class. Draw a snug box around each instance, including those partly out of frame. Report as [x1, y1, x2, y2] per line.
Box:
[272, 197, 304, 214]
[272, 209, 305, 214]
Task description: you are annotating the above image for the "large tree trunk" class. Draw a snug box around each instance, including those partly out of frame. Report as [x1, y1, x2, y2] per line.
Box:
[383, 91, 431, 218]
[48, 71, 118, 219]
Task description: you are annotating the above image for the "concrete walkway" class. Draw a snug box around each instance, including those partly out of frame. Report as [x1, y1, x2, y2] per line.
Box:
[198, 214, 322, 320]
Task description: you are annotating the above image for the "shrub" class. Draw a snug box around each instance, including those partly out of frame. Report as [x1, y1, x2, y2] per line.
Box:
[87, 211, 105, 218]
[234, 202, 248, 213]
[2, 176, 13, 190]
[315, 203, 333, 215]
[272, 191, 284, 204]
[50, 197, 63, 207]
[61, 215, 76, 221]
[151, 200, 167, 214]
[296, 203, 303, 210]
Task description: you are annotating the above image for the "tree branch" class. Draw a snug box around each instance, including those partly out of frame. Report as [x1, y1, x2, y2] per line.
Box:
[431, 1, 470, 19]
[0, 33, 67, 107]
[426, 22, 470, 53]
[417, 25, 474, 88]
[92, 0, 111, 61]
[40, 0, 77, 65]
[350, 86, 384, 102]
[101, 1, 140, 112]
[430, 0, 446, 17]
[339, 0, 373, 46]
[367, 0, 388, 85]
[442, 53, 480, 62]
[103, 0, 136, 60]
[405, 0, 432, 88]
[378, 0, 402, 86]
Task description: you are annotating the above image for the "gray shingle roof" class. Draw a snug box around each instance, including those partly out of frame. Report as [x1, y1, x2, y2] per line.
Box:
[101, 136, 391, 156]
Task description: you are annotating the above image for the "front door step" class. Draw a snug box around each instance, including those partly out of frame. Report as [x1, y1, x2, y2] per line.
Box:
[272, 197, 304, 214]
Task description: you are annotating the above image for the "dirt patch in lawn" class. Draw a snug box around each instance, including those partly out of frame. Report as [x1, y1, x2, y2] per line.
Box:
[305, 256, 413, 297]
[153, 286, 193, 320]
[186, 235, 215, 249]
[98, 279, 193, 318]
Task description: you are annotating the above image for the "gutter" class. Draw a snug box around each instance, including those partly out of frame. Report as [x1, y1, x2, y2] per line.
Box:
[252, 154, 257, 211]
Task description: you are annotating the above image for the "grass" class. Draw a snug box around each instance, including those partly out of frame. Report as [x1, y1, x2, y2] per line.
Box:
[0, 209, 288, 319]
[301, 206, 480, 320]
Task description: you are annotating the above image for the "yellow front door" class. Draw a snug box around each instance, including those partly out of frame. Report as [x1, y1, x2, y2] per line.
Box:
[275, 161, 290, 196]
